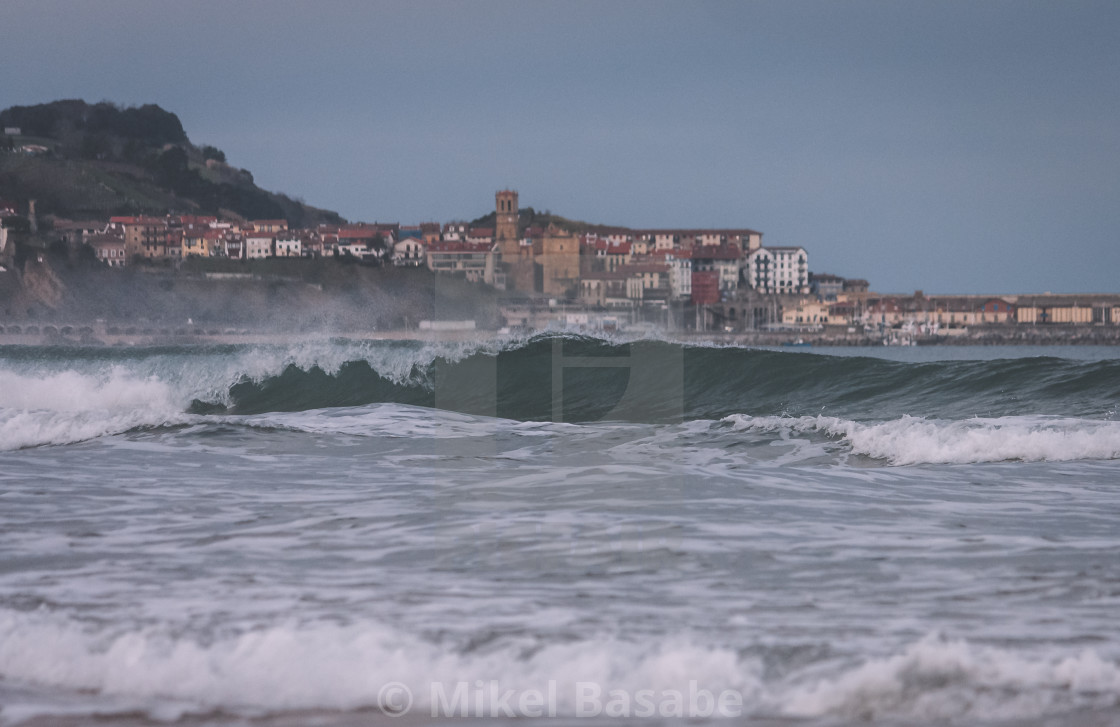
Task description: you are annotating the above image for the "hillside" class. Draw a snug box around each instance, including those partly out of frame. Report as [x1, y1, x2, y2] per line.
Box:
[0, 254, 500, 331]
[0, 100, 343, 227]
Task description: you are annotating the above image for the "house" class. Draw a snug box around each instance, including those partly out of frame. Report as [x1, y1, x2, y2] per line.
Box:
[665, 249, 693, 300]
[809, 273, 846, 302]
[746, 247, 808, 294]
[442, 222, 467, 242]
[316, 225, 340, 256]
[88, 233, 127, 267]
[338, 226, 385, 259]
[864, 296, 906, 327]
[112, 216, 168, 259]
[275, 235, 302, 257]
[782, 297, 830, 325]
[692, 243, 741, 294]
[580, 271, 630, 307]
[338, 240, 372, 258]
[52, 219, 103, 247]
[596, 239, 632, 272]
[223, 231, 245, 259]
[301, 232, 323, 258]
[245, 232, 274, 259]
[466, 227, 494, 245]
[618, 262, 670, 301]
[181, 229, 207, 257]
[392, 238, 425, 266]
[419, 223, 442, 245]
[426, 240, 497, 284]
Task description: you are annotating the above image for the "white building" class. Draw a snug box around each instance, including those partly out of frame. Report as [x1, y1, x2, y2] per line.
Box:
[275, 236, 302, 257]
[666, 251, 693, 300]
[392, 238, 426, 266]
[442, 223, 467, 242]
[245, 233, 274, 259]
[746, 247, 809, 295]
[426, 241, 497, 284]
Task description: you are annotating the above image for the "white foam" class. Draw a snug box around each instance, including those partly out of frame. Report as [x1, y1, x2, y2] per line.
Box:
[725, 414, 1120, 464]
[0, 610, 760, 717]
[780, 632, 1120, 721]
[0, 368, 188, 450]
[3, 612, 1120, 722]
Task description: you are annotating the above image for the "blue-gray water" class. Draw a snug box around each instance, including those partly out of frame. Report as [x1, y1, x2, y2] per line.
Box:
[2, 335, 1120, 726]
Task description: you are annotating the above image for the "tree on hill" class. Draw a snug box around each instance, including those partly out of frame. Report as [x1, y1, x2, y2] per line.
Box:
[201, 145, 226, 163]
[0, 100, 187, 146]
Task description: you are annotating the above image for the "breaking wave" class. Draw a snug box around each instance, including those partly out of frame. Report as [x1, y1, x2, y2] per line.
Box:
[2, 610, 1118, 722]
[723, 413, 1120, 464]
[2, 334, 1119, 459]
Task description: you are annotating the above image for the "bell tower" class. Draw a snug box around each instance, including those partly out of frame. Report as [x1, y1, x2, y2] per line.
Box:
[495, 189, 519, 258]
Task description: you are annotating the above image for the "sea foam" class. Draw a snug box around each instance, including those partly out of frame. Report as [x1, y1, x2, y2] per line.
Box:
[2, 611, 1119, 722]
[0, 368, 187, 450]
[724, 414, 1120, 464]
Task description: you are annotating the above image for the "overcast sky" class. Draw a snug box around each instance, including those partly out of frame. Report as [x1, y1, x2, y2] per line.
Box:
[3, 0, 1118, 293]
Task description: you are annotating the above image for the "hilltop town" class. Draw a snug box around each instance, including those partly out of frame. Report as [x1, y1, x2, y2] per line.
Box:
[2, 101, 1120, 345]
[3, 189, 1119, 345]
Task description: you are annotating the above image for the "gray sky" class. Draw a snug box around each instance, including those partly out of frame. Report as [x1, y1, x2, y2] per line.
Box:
[3, 0, 1118, 293]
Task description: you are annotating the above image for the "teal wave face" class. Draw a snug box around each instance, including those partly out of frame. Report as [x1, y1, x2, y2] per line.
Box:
[195, 335, 1120, 423]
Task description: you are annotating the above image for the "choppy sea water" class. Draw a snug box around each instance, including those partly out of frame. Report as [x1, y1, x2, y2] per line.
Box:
[1, 334, 1120, 726]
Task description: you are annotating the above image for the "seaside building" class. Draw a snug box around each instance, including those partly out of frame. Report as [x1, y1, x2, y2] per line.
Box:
[692, 243, 742, 295]
[809, 272, 846, 302]
[88, 233, 127, 267]
[426, 240, 497, 284]
[392, 238, 425, 266]
[245, 232, 274, 259]
[746, 246, 809, 295]
[666, 249, 693, 300]
[275, 235, 302, 257]
[540, 225, 580, 297]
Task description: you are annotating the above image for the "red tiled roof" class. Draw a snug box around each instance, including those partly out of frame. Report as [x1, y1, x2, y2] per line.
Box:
[339, 228, 381, 240]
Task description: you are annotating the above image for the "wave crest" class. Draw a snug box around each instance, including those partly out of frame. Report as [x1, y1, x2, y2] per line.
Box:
[725, 413, 1120, 464]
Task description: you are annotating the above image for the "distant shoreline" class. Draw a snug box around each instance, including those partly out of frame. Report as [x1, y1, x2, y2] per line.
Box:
[2, 325, 1120, 347]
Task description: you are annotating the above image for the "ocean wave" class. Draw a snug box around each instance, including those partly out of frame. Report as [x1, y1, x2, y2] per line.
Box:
[2, 611, 1118, 722]
[3, 334, 1120, 449]
[724, 413, 1120, 464]
[781, 632, 1120, 721]
[0, 368, 192, 450]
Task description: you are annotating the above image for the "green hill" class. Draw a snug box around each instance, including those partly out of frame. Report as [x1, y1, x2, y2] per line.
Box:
[0, 100, 343, 227]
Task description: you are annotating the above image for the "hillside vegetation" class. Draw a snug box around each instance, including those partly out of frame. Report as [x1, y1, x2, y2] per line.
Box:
[0, 100, 343, 227]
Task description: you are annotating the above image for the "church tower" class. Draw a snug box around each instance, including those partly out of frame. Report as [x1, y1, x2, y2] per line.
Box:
[495, 189, 519, 258]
